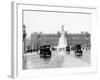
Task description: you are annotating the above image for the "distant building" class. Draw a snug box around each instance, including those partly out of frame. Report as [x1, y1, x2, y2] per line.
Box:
[25, 32, 91, 50]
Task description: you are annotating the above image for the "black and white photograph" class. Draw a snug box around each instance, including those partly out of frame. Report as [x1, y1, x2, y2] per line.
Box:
[10, 2, 97, 78]
[22, 9, 91, 69]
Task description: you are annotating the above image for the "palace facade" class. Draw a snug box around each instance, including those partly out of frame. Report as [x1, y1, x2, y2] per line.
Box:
[25, 31, 91, 50]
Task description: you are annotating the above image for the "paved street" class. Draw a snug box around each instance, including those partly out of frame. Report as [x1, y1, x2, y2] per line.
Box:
[23, 50, 91, 69]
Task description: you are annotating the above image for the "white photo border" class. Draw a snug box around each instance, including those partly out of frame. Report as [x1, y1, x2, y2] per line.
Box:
[11, 2, 97, 78]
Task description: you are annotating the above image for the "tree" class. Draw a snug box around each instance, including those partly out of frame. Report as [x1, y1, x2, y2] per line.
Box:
[23, 24, 27, 53]
[23, 24, 27, 41]
[57, 31, 60, 38]
[36, 34, 41, 54]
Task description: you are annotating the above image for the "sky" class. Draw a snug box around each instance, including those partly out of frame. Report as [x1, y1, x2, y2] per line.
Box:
[24, 10, 92, 37]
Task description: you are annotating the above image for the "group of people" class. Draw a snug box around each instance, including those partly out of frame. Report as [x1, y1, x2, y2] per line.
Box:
[25, 44, 90, 57]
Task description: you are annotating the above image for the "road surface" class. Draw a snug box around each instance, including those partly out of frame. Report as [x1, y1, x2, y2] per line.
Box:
[23, 50, 91, 69]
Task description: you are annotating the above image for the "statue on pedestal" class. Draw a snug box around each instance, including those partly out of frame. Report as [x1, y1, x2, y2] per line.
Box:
[57, 25, 67, 55]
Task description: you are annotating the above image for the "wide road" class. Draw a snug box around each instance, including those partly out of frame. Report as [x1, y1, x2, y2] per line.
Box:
[23, 50, 91, 69]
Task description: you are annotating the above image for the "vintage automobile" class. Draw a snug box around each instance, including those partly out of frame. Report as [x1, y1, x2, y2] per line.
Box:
[66, 45, 70, 54]
[39, 45, 51, 58]
[74, 44, 83, 57]
[25, 48, 39, 53]
[70, 46, 76, 51]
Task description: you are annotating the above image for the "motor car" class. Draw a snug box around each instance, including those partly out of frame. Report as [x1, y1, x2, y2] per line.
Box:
[71, 46, 75, 51]
[74, 44, 83, 57]
[25, 49, 32, 53]
[39, 45, 51, 58]
[66, 46, 70, 54]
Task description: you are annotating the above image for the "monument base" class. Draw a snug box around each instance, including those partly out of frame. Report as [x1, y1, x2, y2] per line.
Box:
[57, 47, 66, 56]
[57, 25, 67, 56]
